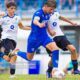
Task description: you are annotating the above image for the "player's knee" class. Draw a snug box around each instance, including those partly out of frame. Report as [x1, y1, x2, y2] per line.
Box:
[14, 55, 17, 59]
[12, 55, 17, 60]
[3, 55, 10, 62]
[27, 56, 33, 61]
[27, 55, 33, 61]
[70, 47, 76, 53]
[27, 53, 34, 61]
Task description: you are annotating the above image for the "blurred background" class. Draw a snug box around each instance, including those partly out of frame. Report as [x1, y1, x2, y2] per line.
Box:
[0, 0, 80, 75]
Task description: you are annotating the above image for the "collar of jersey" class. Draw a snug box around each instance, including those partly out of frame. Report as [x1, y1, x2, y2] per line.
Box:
[7, 14, 15, 18]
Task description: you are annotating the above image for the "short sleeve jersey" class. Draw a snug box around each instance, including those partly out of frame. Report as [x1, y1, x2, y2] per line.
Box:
[0, 14, 21, 41]
[48, 11, 64, 38]
[30, 9, 50, 39]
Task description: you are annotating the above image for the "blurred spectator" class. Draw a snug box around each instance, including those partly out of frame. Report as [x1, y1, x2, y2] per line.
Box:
[78, 0, 80, 12]
[60, 0, 66, 9]
[5, 0, 14, 4]
[61, 0, 74, 10]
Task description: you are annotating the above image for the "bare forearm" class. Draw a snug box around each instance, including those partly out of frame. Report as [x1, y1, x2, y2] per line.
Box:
[60, 16, 74, 25]
[18, 22, 31, 30]
[21, 26, 31, 30]
[33, 20, 41, 27]
[33, 20, 45, 28]
[48, 26, 56, 36]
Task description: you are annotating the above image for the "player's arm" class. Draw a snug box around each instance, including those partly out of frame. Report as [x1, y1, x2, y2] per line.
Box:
[18, 22, 31, 30]
[0, 12, 5, 17]
[47, 25, 56, 36]
[33, 16, 45, 28]
[59, 16, 77, 26]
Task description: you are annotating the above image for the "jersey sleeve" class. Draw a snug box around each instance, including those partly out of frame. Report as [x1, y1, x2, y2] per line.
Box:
[17, 16, 21, 24]
[55, 12, 60, 18]
[33, 12, 41, 21]
[0, 17, 4, 25]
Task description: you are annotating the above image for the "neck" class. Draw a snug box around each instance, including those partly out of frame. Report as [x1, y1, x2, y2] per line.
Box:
[7, 13, 14, 17]
[42, 7, 47, 14]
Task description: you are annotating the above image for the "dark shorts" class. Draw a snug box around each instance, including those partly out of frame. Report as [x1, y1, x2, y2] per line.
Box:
[0, 38, 16, 55]
[46, 36, 71, 55]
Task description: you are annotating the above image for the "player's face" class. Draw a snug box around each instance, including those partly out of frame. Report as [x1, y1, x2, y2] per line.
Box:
[46, 7, 55, 14]
[7, 6, 16, 16]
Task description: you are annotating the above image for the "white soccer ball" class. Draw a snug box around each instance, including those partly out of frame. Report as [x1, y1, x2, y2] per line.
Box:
[52, 70, 65, 79]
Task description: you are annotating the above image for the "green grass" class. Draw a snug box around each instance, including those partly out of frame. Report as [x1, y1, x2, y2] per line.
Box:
[0, 74, 80, 80]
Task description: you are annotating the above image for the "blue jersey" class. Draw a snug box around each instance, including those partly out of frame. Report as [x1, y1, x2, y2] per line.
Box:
[27, 9, 53, 53]
[30, 9, 50, 39]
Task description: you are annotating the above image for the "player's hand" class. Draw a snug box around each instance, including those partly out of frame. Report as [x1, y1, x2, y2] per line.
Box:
[71, 23, 78, 26]
[50, 31, 56, 36]
[39, 23, 45, 28]
[52, 31, 56, 36]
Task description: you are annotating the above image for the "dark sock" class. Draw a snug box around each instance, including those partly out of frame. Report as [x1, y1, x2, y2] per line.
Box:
[10, 64, 15, 75]
[47, 65, 53, 73]
[72, 60, 78, 71]
[10, 69, 15, 75]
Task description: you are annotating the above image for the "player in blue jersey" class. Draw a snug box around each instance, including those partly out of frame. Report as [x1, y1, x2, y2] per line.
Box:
[17, 1, 63, 77]
[0, 2, 31, 78]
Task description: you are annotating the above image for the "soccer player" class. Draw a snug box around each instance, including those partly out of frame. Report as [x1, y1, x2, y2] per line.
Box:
[17, 1, 63, 77]
[46, 10, 80, 78]
[0, 2, 31, 78]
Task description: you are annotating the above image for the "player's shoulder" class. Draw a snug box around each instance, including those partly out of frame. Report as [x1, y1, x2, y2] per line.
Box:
[14, 14, 21, 19]
[34, 9, 43, 16]
[50, 11, 60, 19]
[52, 11, 60, 16]
[54, 10, 59, 14]
[14, 14, 20, 17]
[2, 14, 8, 18]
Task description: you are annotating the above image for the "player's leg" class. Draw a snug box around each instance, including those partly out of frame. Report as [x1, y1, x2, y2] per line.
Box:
[46, 57, 53, 78]
[67, 44, 80, 74]
[9, 55, 17, 78]
[17, 44, 35, 61]
[45, 48, 52, 78]
[42, 36, 59, 75]
[46, 42, 59, 75]
[4, 39, 17, 78]
[17, 51, 34, 61]
[0, 40, 10, 62]
[54, 36, 80, 74]
[17, 39, 40, 61]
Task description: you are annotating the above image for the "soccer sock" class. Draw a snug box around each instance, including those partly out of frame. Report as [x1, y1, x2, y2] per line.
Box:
[52, 50, 59, 69]
[10, 64, 15, 75]
[47, 65, 53, 73]
[72, 60, 78, 71]
[17, 51, 30, 61]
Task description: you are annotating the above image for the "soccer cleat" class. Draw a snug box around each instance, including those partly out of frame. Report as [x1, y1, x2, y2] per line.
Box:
[46, 71, 52, 78]
[9, 75, 16, 78]
[74, 70, 80, 74]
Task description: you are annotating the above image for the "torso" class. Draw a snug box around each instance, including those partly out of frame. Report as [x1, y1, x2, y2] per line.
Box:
[0, 14, 21, 42]
[48, 11, 64, 38]
[29, 9, 50, 40]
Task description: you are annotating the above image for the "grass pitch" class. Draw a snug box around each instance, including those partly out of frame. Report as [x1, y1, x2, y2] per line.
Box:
[0, 74, 80, 80]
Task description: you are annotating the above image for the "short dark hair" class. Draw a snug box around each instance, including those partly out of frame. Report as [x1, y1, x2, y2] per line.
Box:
[44, 1, 56, 8]
[6, 2, 16, 8]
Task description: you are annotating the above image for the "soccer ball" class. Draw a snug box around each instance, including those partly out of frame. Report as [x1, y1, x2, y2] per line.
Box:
[52, 70, 65, 79]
